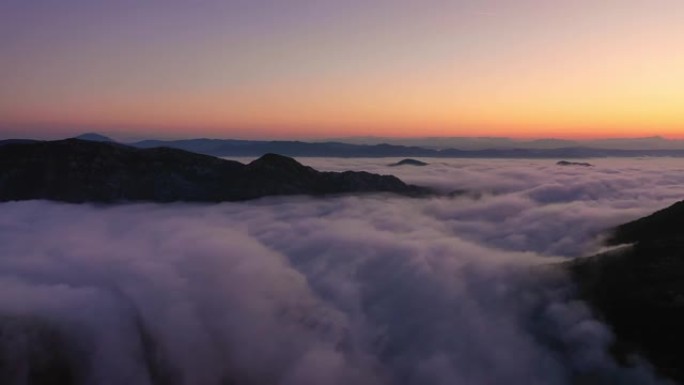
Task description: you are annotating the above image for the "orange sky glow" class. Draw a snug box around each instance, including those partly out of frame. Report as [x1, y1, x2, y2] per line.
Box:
[1, 1, 682, 140]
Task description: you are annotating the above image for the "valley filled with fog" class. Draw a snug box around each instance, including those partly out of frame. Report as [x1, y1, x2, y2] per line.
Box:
[3, 157, 684, 385]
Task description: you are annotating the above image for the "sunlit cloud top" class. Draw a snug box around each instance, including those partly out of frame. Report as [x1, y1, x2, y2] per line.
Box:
[1, 0, 683, 139]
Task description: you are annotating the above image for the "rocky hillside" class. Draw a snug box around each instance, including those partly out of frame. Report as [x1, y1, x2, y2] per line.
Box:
[0, 139, 429, 203]
[571, 199, 684, 383]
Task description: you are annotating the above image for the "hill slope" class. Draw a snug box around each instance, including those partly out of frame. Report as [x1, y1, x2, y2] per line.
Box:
[0, 139, 428, 203]
[571, 199, 684, 383]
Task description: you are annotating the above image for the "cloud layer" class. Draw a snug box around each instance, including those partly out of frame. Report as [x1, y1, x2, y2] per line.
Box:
[2, 157, 682, 385]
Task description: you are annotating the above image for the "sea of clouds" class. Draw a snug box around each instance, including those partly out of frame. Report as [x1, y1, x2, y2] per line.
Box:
[1, 157, 683, 385]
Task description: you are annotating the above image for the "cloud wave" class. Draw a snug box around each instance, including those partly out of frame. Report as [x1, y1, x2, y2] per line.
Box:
[2, 157, 681, 385]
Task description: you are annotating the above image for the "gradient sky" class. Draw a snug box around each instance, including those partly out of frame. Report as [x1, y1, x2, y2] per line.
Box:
[1, 0, 683, 140]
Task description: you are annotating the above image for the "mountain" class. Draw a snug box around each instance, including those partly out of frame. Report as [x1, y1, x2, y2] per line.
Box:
[556, 160, 593, 167]
[0, 139, 429, 203]
[131, 139, 436, 158]
[605, 201, 684, 246]
[127, 138, 684, 158]
[389, 159, 429, 167]
[6, 135, 684, 159]
[571, 200, 684, 383]
[0, 139, 38, 147]
[322, 136, 526, 150]
[73, 133, 114, 142]
[320, 136, 684, 151]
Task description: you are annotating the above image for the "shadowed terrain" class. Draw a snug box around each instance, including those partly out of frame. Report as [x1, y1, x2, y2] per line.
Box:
[0, 139, 428, 203]
[572, 199, 684, 383]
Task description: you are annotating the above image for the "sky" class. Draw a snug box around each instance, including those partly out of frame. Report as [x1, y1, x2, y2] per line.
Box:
[1, 0, 683, 140]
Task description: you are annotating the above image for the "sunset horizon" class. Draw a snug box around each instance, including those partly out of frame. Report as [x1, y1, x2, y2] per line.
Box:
[2, 1, 682, 141]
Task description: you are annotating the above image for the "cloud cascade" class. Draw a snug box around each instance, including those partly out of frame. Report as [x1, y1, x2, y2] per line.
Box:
[2, 157, 682, 385]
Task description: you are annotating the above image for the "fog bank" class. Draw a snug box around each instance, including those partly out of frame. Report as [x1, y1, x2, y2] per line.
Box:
[3, 157, 682, 384]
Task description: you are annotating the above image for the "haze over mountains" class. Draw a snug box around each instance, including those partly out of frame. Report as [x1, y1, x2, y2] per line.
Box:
[323, 136, 684, 151]
[4, 133, 684, 159]
[114, 136, 684, 158]
[95, 133, 684, 158]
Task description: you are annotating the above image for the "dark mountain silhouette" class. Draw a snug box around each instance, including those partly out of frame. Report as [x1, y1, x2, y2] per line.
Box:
[0, 139, 429, 203]
[132, 138, 438, 158]
[0, 139, 38, 147]
[127, 138, 684, 159]
[6, 134, 684, 158]
[571, 199, 684, 383]
[389, 159, 429, 167]
[606, 200, 684, 246]
[323, 135, 684, 151]
[73, 133, 114, 142]
[556, 160, 593, 167]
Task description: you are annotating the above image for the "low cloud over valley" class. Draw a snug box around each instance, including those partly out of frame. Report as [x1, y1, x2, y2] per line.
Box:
[2, 158, 682, 384]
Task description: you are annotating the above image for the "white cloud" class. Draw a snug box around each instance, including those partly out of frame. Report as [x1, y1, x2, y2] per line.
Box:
[2, 157, 682, 384]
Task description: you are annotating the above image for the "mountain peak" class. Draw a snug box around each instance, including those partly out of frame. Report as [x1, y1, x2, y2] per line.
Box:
[73, 133, 114, 142]
[389, 158, 429, 167]
[248, 153, 307, 170]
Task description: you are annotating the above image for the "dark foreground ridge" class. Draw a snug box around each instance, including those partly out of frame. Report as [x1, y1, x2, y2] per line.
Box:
[571, 199, 684, 383]
[0, 139, 429, 203]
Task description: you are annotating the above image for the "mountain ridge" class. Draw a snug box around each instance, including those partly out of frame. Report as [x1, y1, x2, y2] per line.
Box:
[5, 134, 684, 158]
[129, 138, 684, 158]
[571, 199, 684, 383]
[0, 139, 429, 203]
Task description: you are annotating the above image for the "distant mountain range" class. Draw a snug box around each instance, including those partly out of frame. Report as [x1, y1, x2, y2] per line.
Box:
[2, 133, 684, 158]
[126, 137, 684, 158]
[323, 135, 684, 151]
[74, 132, 114, 142]
[0, 139, 428, 203]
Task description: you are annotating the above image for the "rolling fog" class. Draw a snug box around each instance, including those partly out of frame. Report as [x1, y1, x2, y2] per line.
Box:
[2, 158, 683, 385]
